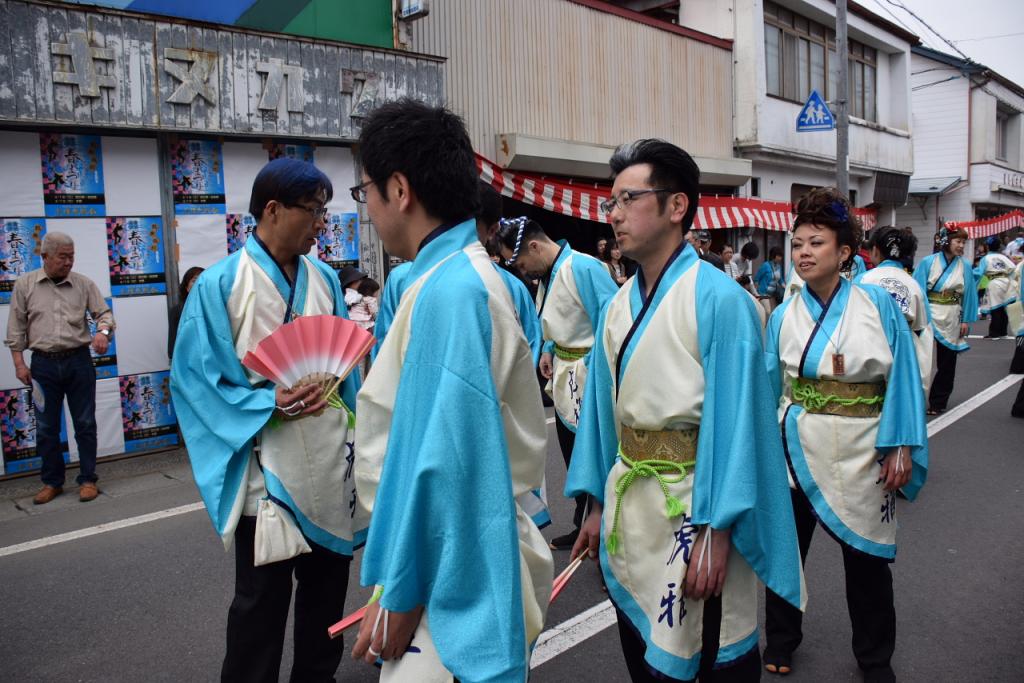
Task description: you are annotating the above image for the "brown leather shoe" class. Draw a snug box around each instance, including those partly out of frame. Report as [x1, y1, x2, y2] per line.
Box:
[33, 485, 63, 505]
[79, 482, 99, 502]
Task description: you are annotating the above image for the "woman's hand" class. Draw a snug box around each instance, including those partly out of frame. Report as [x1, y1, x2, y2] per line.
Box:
[879, 447, 912, 492]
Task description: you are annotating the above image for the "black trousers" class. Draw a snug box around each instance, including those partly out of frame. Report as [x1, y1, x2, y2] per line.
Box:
[987, 307, 1009, 337]
[555, 418, 587, 530]
[616, 599, 760, 682]
[1011, 337, 1024, 375]
[222, 516, 351, 683]
[929, 342, 960, 411]
[764, 488, 895, 673]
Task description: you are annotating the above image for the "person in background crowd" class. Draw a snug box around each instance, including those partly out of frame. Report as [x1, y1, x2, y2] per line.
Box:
[914, 227, 978, 415]
[339, 265, 369, 309]
[170, 157, 363, 683]
[735, 241, 760, 295]
[1003, 228, 1024, 260]
[495, 215, 618, 551]
[756, 246, 785, 307]
[692, 230, 724, 270]
[569, 138, 803, 682]
[350, 99, 552, 682]
[764, 189, 926, 683]
[6, 231, 114, 505]
[974, 236, 1017, 338]
[857, 226, 933, 396]
[722, 244, 741, 280]
[857, 239, 875, 270]
[604, 240, 633, 286]
[168, 266, 204, 359]
[596, 237, 609, 259]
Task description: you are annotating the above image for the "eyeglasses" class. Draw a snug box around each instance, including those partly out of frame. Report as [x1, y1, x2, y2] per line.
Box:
[599, 189, 673, 216]
[350, 180, 373, 204]
[289, 204, 329, 221]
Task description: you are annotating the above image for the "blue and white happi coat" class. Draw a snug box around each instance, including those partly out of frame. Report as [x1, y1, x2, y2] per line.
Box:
[567, 243, 805, 681]
[856, 260, 934, 395]
[355, 220, 553, 683]
[766, 278, 928, 560]
[170, 236, 364, 555]
[536, 241, 618, 432]
[973, 252, 1018, 314]
[913, 252, 979, 352]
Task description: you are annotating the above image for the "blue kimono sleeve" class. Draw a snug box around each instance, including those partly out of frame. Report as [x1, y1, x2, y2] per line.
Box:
[572, 256, 618, 365]
[755, 262, 773, 295]
[169, 264, 276, 539]
[500, 268, 543, 365]
[565, 303, 618, 504]
[972, 254, 988, 282]
[912, 256, 931, 295]
[692, 266, 803, 609]
[960, 258, 979, 323]
[359, 259, 528, 683]
[861, 284, 928, 501]
[371, 262, 411, 361]
[764, 298, 792, 404]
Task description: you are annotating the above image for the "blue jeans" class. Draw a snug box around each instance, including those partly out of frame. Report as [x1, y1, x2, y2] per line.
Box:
[30, 347, 97, 487]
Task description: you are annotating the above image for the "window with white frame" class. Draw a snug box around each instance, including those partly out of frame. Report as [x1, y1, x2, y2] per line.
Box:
[996, 106, 1011, 161]
[764, 0, 878, 122]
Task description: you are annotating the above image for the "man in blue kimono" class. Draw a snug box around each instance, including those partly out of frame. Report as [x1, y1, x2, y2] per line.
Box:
[171, 158, 362, 683]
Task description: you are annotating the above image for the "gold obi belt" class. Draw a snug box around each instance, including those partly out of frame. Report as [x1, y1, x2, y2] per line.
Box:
[927, 289, 962, 305]
[607, 425, 699, 555]
[791, 377, 885, 417]
[553, 344, 590, 361]
[987, 272, 1008, 280]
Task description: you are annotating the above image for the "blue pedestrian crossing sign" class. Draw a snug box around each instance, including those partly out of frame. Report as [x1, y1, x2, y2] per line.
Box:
[796, 90, 835, 131]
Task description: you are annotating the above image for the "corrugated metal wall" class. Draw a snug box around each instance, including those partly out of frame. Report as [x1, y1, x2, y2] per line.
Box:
[410, 0, 734, 161]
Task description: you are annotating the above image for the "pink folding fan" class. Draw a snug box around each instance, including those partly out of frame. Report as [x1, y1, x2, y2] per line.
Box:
[242, 315, 375, 401]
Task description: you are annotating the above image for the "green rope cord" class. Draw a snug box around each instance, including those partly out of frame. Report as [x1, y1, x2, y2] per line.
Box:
[367, 585, 384, 606]
[606, 445, 695, 555]
[554, 345, 589, 361]
[791, 378, 884, 412]
[324, 390, 356, 429]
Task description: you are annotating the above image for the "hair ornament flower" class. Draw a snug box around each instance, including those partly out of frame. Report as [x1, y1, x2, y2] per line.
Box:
[827, 200, 849, 225]
[936, 226, 950, 248]
[884, 231, 902, 258]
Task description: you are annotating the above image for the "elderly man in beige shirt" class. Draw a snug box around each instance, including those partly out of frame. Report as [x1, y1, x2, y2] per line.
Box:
[5, 232, 115, 504]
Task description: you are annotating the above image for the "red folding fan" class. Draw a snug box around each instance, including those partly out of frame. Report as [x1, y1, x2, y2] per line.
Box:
[242, 315, 376, 400]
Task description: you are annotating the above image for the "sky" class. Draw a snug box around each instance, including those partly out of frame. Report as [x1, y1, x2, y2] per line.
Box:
[860, 0, 1024, 87]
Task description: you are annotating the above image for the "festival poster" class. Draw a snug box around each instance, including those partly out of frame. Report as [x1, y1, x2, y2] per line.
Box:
[0, 218, 45, 304]
[226, 213, 257, 254]
[87, 297, 118, 379]
[39, 133, 106, 218]
[0, 387, 68, 475]
[318, 212, 359, 270]
[170, 139, 226, 214]
[119, 371, 178, 453]
[106, 217, 167, 297]
[268, 143, 315, 163]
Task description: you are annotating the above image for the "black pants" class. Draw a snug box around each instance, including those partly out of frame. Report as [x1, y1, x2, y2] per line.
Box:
[616, 600, 760, 682]
[222, 516, 351, 683]
[555, 418, 586, 530]
[1012, 372, 1024, 417]
[987, 307, 1009, 337]
[1011, 337, 1024, 375]
[765, 488, 895, 673]
[929, 342, 960, 411]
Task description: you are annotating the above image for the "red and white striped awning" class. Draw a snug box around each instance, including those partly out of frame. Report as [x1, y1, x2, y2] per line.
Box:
[476, 154, 878, 233]
[947, 209, 1024, 239]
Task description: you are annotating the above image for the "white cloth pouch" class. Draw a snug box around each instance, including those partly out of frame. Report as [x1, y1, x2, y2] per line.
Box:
[253, 497, 312, 567]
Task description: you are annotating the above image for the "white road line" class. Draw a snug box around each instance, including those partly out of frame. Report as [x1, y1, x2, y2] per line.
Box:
[0, 502, 205, 559]
[928, 374, 1023, 437]
[531, 600, 616, 669]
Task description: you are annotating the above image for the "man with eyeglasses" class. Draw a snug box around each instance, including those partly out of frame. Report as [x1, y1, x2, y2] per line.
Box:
[170, 157, 364, 682]
[494, 215, 618, 552]
[566, 139, 804, 682]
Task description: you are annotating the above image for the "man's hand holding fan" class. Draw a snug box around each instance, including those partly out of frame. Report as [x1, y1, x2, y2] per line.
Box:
[242, 315, 376, 419]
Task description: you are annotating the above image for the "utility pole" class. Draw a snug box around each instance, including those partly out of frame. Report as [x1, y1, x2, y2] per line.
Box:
[836, 0, 850, 197]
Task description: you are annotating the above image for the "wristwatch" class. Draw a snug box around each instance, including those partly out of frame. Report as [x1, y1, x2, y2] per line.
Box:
[99, 329, 110, 337]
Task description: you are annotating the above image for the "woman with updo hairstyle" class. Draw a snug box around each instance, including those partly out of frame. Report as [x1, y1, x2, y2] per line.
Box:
[856, 226, 934, 395]
[763, 188, 927, 682]
[913, 226, 979, 414]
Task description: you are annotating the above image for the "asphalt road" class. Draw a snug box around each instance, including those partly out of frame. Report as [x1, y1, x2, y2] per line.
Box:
[0, 333, 1021, 682]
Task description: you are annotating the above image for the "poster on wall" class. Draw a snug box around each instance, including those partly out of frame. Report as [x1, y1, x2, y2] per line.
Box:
[318, 212, 359, 270]
[0, 387, 68, 475]
[106, 216, 167, 296]
[268, 143, 315, 163]
[170, 139, 226, 214]
[0, 218, 45, 304]
[39, 133, 106, 218]
[226, 213, 257, 254]
[120, 371, 178, 453]
[87, 298, 118, 379]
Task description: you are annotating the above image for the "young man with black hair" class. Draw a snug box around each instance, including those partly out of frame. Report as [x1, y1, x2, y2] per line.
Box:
[350, 99, 553, 682]
[170, 158, 364, 682]
[494, 215, 618, 551]
[567, 139, 804, 682]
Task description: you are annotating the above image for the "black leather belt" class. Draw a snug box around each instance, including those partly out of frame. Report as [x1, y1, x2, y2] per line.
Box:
[32, 346, 89, 359]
